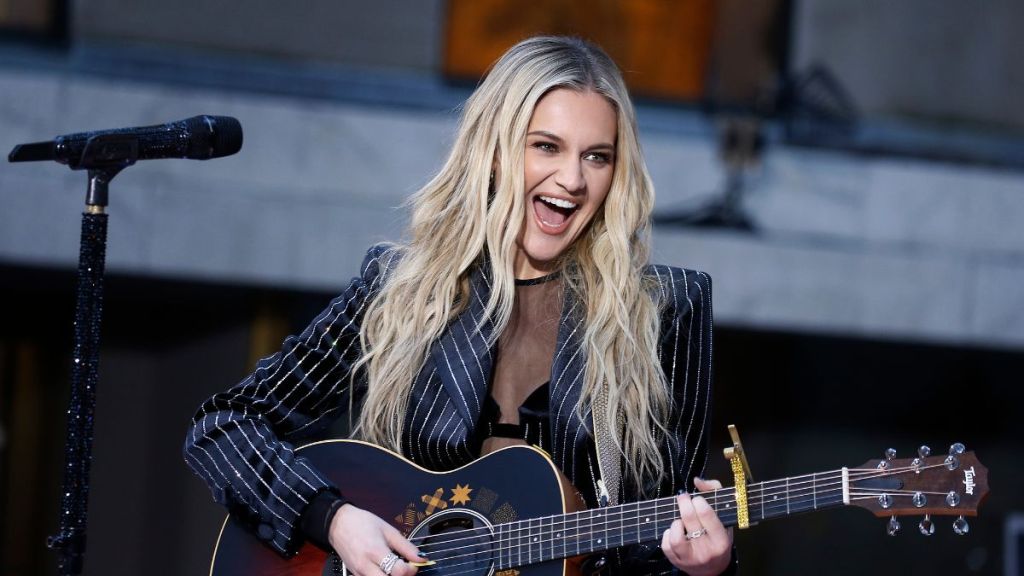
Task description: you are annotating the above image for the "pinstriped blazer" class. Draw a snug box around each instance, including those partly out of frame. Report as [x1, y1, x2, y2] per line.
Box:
[184, 244, 714, 565]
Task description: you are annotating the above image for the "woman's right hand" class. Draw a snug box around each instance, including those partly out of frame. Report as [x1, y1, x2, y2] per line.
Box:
[328, 504, 427, 576]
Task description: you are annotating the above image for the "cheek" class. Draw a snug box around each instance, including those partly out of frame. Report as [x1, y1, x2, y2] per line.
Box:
[588, 170, 614, 207]
[523, 157, 547, 192]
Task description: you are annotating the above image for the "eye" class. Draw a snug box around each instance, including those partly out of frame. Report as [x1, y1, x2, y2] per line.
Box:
[531, 141, 558, 153]
[584, 151, 612, 165]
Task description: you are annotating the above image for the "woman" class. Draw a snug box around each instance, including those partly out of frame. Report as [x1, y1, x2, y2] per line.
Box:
[185, 36, 734, 575]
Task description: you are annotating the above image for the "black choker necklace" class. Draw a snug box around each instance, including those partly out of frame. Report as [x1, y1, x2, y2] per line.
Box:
[514, 271, 562, 286]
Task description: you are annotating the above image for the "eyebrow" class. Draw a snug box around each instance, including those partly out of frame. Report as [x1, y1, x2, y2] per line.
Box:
[527, 130, 615, 151]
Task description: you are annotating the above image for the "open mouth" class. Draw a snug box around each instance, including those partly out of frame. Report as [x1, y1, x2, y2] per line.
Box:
[533, 195, 579, 233]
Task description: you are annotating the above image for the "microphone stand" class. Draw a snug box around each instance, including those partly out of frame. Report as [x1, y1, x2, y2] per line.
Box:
[38, 134, 136, 576]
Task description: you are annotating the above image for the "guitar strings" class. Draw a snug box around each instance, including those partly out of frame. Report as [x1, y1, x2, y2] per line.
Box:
[410, 477, 916, 570]
[413, 489, 855, 576]
[409, 462, 945, 554]
[412, 475, 955, 576]
[408, 466, 849, 548]
[408, 462, 943, 568]
[407, 469, 962, 576]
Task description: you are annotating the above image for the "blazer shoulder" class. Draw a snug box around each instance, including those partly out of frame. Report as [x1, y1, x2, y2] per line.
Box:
[358, 242, 403, 284]
[644, 264, 712, 300]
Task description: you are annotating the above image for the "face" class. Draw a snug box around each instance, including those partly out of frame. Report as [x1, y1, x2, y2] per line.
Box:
[514, 88, 617, 279]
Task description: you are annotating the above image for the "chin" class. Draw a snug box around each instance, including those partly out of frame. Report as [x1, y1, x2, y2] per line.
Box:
[520, 237, 571, 270]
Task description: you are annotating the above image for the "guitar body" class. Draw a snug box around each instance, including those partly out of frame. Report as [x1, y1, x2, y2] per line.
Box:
[210, 440, 573, 576]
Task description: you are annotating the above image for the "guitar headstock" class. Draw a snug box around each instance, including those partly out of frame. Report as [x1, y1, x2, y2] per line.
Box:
[848, 443, 988, 536]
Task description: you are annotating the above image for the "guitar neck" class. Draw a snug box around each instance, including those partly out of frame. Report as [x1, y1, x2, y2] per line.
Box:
[493, 469, 848, 569]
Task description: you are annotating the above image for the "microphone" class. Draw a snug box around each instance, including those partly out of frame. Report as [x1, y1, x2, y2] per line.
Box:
[8, 115, 243, 168]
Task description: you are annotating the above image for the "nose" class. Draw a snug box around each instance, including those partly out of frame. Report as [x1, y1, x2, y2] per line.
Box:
[554, 156, 585, 194]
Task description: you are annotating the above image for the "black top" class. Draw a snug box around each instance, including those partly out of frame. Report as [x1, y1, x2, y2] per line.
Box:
[478, 382, 552, 445]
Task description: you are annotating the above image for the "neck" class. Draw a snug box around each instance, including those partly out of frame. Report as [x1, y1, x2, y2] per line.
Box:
[490, 469, 849, 569]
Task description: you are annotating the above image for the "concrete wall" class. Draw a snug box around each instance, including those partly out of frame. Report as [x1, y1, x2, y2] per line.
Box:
[2, 67, 1022, 350]
[74, 0, 446, 71]
[793, 0, 1024, 130]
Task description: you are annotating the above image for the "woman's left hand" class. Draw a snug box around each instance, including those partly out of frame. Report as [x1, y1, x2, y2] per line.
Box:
[661, 477, 734, 576]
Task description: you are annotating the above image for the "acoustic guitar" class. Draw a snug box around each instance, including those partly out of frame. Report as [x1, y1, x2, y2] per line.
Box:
[208, 439, 988, 576]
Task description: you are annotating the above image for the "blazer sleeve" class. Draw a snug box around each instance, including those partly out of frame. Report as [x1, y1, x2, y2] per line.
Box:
[182, 244, 395, 557]
[619, 265, 731, 575]
[658, 265, 714, 496]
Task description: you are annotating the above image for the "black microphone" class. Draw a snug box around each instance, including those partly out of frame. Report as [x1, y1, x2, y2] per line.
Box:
[8, 115, 243, 168]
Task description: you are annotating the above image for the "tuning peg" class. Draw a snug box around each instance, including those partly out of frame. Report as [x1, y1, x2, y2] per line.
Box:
[944, 454, 960, 470]
[879, 448, 896, 469]
[946, 491, 961, 507]
[949, 442, 966, 455]
[887, 516, 901, 536]
[912, 492, 927, 508]
[953, 515, 969, 536]
[918, 445, 931, 458]
[919, 514, 935, 536]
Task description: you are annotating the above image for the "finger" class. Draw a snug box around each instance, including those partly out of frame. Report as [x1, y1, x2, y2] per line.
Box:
[694, 477, 723, 491]
[691, 493, 729, 547]
[389, 559, 418, 576]
[356, 555, 387, 576]
[661, 525, 682, 565]
[367, 550, 412, 576]
[383, 526, 426, 563]
[676, 493, 703, 535]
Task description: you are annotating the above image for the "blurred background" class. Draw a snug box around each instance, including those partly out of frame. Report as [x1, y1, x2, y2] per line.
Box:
[1, 1, 1022, 574]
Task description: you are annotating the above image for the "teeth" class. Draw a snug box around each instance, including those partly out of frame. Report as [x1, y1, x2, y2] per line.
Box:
[539, 196, 578, 209]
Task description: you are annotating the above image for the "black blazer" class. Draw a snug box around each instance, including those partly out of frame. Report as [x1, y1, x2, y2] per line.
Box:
[184, 244, 714, 566]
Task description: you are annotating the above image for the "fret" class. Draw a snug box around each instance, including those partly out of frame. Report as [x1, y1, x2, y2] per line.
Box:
[497, 523, 506, 570]
[812, 472, 817, 510]
[760, 480, 766, 521]
[762, 480, 779, 522]
[630, 498, 638, 541]
[527, 518, 533, 565]
[587, 509, 597, 554]
[561, 508, 569, 557]
[581, 508, 589, 553]
[494, 524, 501, 570]
[619, 503, 626, 547]
[545, 515, 553, 563]
[517, 518, 523, 568]
[786, 477, 790, 515]
[535, 517, 542, 562]
[574, 509, 581, 557]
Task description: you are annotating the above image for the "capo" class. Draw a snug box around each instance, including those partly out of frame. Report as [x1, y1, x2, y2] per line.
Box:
[722, 424, 754, 529]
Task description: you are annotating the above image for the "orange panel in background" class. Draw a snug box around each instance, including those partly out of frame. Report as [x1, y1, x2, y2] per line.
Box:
[444, 0, 716, 101]
[0, 0, 53, 32]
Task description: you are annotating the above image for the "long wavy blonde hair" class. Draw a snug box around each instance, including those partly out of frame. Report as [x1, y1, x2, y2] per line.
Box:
[354, 36, 669, 491]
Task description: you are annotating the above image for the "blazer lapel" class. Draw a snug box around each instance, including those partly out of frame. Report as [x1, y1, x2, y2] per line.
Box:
[427, 267, 494, 427]
[548, 287, 591, 480]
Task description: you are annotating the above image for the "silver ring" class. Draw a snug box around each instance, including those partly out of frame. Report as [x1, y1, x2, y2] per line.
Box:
[685, 527, 707, 540]
[379, 551, 401, 575]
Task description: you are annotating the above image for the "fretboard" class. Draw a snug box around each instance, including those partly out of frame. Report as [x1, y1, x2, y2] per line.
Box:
[492, 469, 848, 569]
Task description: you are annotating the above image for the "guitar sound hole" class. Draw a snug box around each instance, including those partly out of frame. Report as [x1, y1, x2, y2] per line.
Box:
[411, 509, 496, 576]
[429, 517, 474, 534]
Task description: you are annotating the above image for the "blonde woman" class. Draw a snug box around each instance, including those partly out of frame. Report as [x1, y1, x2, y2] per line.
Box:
[186, 36, 734, 575]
